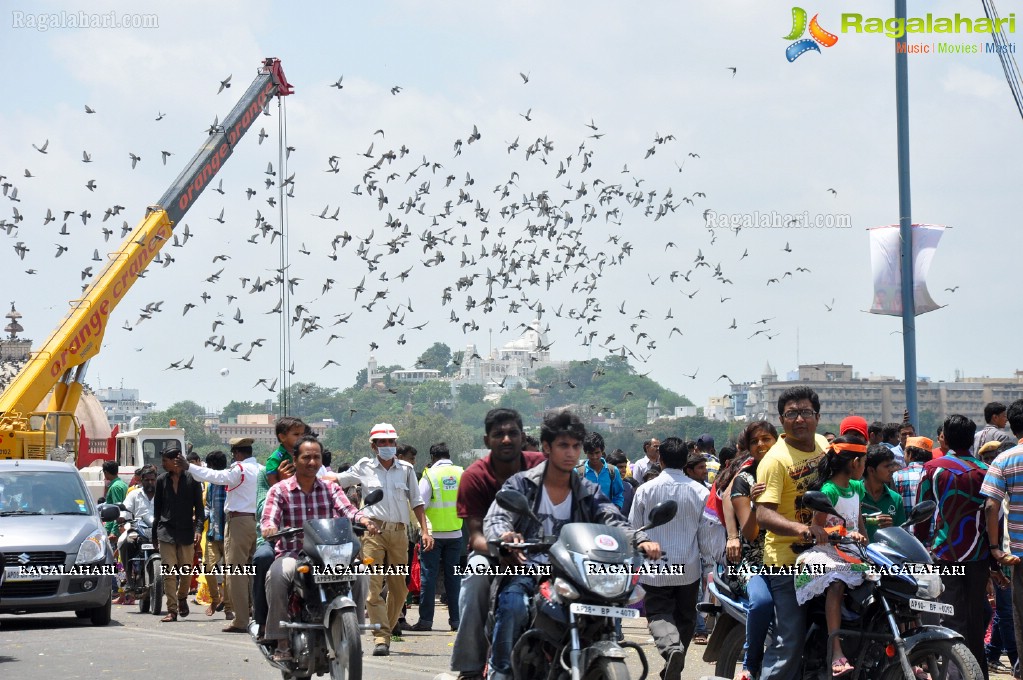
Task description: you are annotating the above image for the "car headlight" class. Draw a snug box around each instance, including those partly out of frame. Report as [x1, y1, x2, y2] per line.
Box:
[583, 560, 631, 599]
[318, 543, 354, 569]
[914, 571, 943, 599]
[75, 528, 107, 564]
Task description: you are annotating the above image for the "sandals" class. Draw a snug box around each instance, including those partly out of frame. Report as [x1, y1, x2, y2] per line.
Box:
[734, 671, 754, 680]
[271, 649, 294, 662]
[832, 656, 854, 677]
[160, 612, 178, 622]
[692, 633, 709, 645]
[205, 603, 217, 617]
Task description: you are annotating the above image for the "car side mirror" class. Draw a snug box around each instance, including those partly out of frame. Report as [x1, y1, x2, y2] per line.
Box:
[98, 503, 120, 522]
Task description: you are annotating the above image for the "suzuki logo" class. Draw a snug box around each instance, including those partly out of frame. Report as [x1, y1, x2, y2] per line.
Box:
[17, 552, 30, 565]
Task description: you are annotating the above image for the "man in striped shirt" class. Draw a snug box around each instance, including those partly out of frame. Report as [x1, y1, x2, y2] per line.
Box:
[629, 436, 724, 680]
[261, 436, 376, 663]
[983, 398, 1023, 678]
[915, 414, 991, 679]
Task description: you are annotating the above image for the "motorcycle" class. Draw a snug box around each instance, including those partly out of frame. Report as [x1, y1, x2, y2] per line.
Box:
[117, 506, 163, 616]
[255, 488, 384, 680]
[701, 492, 984, 680]
[488, 488, 678, 680]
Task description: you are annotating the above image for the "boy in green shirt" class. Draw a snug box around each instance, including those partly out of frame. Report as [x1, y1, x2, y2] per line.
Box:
[862, 445, 907, 541]
[103, 460, 129, 537]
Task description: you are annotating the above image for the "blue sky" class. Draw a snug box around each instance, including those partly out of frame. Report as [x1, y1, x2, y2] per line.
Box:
[2, 0, 1021, 416]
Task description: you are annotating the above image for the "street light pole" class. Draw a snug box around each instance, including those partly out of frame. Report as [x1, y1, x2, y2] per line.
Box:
[895, 0, 918, 427]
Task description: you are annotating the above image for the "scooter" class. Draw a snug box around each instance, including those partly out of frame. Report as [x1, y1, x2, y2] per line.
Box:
[488, 489, 678, 680]
[117, 507, 163, 615]
[255, 488, 384, 680]
[701, 492, 984, 680]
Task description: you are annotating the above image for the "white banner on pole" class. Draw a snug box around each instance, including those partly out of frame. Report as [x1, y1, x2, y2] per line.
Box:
[868, 224, 945, 316]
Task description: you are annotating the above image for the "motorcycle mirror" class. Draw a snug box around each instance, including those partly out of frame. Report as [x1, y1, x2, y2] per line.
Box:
[640, 500, 678, 532]
[801, 490, 843, 520]
[495, 489, 532, 516]
[98, 503, 120, 522]
[902, 499, 935, 527]
[363, 488, 385, 508]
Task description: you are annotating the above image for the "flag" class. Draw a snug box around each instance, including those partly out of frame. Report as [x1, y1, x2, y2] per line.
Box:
[868, 224, 945, 316]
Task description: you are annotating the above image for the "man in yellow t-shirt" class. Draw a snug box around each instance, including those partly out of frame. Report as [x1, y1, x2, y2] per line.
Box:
[755, 387, 829, 680]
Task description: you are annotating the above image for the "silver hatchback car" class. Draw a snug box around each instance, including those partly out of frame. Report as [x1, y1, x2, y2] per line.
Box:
[0, 459, 120, 625]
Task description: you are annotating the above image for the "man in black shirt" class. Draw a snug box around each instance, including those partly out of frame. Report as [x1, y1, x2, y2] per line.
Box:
[154, 445, 204, 622]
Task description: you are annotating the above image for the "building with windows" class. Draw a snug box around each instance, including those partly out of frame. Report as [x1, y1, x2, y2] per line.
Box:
[213, 413, 332, 448]
[728, 362, 1023, 425]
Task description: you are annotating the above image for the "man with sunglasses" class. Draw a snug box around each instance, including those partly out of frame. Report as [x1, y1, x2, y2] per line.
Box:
[756, 386, 830, 680]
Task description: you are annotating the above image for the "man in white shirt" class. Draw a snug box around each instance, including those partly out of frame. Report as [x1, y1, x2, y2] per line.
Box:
[178, 436, 260, 633]
[629, 436, 724, 680]
[117, 465, 158, 599]
[631, 438, 660, 480]
[335, 423, 434, 656]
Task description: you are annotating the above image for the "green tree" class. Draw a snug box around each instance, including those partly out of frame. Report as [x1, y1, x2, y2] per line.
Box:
[457, 384, 487, 405]
[416, 342, 452, 374]
[221, 400, 264, 422]
[499, 388, 538, 420]
[143, 400, 219, 447]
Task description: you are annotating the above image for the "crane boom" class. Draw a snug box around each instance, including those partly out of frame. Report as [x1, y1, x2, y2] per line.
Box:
[0, 57, 292, 459]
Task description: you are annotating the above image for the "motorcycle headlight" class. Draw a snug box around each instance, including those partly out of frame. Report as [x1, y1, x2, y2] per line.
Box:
[582, 560, 631, 599]
[76, 528, 107, 564]
[318, 543, 354, 569]
[914, 571, 943, 600]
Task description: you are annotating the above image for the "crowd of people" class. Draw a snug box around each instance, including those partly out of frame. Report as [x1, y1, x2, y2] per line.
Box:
[100, 392, 1023, 680]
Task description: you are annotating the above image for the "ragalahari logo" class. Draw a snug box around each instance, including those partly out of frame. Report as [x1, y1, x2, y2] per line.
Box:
[784, 7, 839, 61]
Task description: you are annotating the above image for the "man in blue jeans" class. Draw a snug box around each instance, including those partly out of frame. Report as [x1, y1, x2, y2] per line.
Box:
[412, 443, 464, 631]
[755, 386, 830, 680]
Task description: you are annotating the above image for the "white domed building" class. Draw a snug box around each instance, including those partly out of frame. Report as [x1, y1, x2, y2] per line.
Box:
[456, 320, 568, 393]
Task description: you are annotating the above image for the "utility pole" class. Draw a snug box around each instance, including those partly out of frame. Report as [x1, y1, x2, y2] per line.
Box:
[894, 0, 918, 427]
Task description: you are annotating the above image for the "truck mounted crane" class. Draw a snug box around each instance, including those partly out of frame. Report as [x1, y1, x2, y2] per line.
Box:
[0, 57, 292, 464]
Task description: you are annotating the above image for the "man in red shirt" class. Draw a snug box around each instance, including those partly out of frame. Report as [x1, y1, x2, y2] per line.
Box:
[448, 408, 546, 680]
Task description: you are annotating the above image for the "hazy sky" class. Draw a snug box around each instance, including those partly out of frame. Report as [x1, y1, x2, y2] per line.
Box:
[2, 0, 1021, 417]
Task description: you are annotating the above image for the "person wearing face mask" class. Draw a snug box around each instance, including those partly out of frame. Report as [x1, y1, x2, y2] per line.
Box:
[336, 422, 434, 657]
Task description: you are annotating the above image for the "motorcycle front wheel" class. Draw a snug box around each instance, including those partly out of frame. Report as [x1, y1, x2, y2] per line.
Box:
[582, 657, 630, 680]
[329, 609, 362, 680]
[880, 640, 983, 680]
[149, 560, 163, 616]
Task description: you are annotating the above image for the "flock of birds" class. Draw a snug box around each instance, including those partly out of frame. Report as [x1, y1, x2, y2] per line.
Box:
[2, 67, 853, 399]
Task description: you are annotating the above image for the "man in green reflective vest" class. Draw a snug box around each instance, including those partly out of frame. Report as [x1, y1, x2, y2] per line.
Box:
[411, 442, 464, 631]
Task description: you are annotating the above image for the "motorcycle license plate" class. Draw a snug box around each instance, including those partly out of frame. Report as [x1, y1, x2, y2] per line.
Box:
[140, 544, 154, 550]
[569, 603, 639, 619]
[4, 566, 45, 582]
[314, 572, 355, 584]
[909, 598, 954, 616]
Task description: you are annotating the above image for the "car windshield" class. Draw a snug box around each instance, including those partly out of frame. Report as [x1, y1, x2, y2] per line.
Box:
[0, 470, 92, 516]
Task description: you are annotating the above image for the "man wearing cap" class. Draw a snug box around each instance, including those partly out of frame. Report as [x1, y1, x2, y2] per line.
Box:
[892, 436, 934, 518]
[178, 437, 260, 633]
[154, 444, 205, 622]
[336, 423, 433, 656]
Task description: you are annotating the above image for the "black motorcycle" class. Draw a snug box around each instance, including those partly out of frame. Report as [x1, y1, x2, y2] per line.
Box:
[489, 489, 677, 680]
[256, 488, 383, 680]
[117, 506, 163, 616]
[702, 492, 983, 680]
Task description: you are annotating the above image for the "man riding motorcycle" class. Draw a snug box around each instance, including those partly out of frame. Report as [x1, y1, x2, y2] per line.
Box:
[483, 410, 662, 680]
[260, 435, 378, 662]
[117, 465, 158, 595]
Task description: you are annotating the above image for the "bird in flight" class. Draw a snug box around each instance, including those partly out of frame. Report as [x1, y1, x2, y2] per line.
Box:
[218, 74, 232, 94]
[945, 286, 959, 293]
[727, 67, 737, 77]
